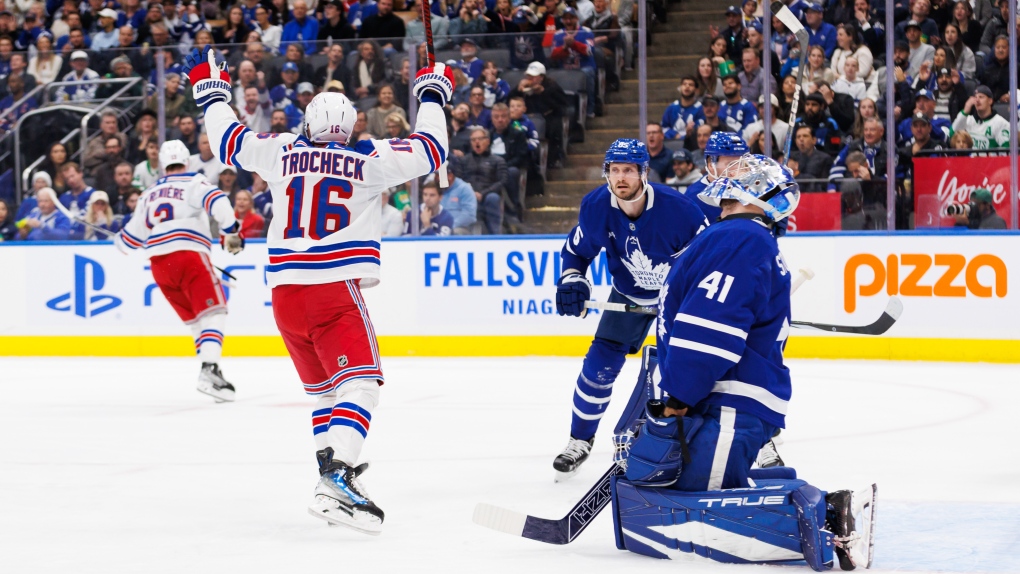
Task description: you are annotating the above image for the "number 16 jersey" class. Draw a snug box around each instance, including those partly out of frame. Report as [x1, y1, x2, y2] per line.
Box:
[203, 100, 449, 288]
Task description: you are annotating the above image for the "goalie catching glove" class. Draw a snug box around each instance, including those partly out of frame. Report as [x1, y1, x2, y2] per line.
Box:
[184, 48, 233, 108]
[412, 63, 455, 107]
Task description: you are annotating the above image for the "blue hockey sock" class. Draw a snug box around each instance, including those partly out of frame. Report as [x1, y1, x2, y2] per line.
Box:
[570, 337, 627, 440]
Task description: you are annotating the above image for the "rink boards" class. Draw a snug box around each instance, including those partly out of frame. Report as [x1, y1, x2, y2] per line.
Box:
[1, 232, 1017, 362]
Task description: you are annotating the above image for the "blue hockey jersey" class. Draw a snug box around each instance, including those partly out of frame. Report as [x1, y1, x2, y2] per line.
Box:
[682, 175, 720, 223]
[661, 99, 705, 140]
[561, 183, 708, 305]
[655, 215, 792, 428]
[719, 98, 759, 133]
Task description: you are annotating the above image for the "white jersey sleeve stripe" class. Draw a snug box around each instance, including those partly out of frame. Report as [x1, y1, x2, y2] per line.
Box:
[675, 313, 749, 340]
[711, 380, 789, 415]
[668, 337, 742, 363]
[120, 227, 144, 249]
[219, 122, 249, 167]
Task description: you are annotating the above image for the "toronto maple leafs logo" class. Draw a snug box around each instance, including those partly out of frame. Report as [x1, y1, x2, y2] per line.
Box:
[621, 237, 671, 291]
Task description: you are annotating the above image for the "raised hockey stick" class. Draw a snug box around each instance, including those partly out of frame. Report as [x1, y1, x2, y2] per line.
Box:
[770, 1, 810, 165]
[472, 463, 624, 545]
[420, 2, 449, 188]
[584, 268, 816, 316]
[792, 296, 903, 336]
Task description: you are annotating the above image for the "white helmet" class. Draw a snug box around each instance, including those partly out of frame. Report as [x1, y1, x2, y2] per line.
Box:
[159, 139, 191, 172]
[303, 92, 357, 144]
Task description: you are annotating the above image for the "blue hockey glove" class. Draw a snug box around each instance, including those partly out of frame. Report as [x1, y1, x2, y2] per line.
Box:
[184, 48, 232, 108]
[625, 399, 696, 486]
[556, 272, 592, 317]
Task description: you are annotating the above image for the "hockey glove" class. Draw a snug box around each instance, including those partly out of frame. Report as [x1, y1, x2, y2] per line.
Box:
[184, 48, 233, 108]
[412, 63, 455, 107]
[221, 232, 244, 255]
[624, 399, 699, 487]
[555, 272, 592, 317]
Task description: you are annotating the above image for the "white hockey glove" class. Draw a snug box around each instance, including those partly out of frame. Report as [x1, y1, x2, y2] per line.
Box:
[412, 63, 456, 107]
[221, 232, 244, 255]
[184, 48, 233, 108]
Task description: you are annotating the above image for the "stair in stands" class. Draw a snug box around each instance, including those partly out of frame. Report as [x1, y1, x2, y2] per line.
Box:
[524, 0, 716, 234]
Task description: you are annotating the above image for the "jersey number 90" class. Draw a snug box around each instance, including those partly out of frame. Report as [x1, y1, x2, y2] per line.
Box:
[284, 176, 353, 240]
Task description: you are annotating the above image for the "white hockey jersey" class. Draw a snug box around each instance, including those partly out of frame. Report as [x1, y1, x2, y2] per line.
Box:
[114, 172, 239, 258]
[202, 100, 449, 288]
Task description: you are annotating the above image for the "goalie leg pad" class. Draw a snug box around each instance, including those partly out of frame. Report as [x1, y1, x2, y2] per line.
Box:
[611, 475, 834, 571]
[613, 345, 660, 437]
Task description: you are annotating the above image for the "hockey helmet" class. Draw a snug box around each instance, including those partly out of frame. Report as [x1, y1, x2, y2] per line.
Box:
[704, 131, 749, 158]
[603, 138, 650, 175]
[159, 139, 191, 171]
[698, 154, 800, 221]
[303, 92, 357, 145]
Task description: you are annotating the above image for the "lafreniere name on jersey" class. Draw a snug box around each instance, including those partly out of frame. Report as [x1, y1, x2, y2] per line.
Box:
[147, 187, 186, 201]
[281, 149, 366, 180]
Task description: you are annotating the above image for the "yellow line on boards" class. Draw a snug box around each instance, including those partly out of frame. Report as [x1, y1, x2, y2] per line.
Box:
[0, 336, 1018, 363]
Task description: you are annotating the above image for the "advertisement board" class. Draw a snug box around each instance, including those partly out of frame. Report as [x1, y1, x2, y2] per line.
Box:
[1, 233, 1018, 361]
[786, 193, 842, 232]
[912, 156, 1017, 227]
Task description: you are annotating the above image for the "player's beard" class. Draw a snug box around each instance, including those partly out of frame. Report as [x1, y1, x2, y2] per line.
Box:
[611, 179, 643, 202]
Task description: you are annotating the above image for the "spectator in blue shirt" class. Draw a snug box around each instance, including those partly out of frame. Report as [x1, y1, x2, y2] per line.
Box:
[404, 181, 455, 236]
[0, 199, 15, 241]
[280, 0, 319, 55]
[90, 9, 121, 51]
[719, 74, 760, 133]
[16, 187, 73, 241]
[551, 7, 597, 118]
[805, 3, 837, 58]
[662, 75, 706, 140]
[0, 74, 38, 131]
[440, 161, 478, 234]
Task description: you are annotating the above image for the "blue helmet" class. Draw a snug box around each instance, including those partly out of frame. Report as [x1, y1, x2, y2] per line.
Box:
[603, 138, 650, 174]
[698, 154, 800, 221]
[704, 132, 749, 158]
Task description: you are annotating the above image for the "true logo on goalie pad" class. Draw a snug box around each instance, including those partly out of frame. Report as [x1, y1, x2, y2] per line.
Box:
[697, 495, 786, 508]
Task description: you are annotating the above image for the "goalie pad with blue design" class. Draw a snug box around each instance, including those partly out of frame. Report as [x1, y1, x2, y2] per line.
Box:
[610, 470, 835, 572]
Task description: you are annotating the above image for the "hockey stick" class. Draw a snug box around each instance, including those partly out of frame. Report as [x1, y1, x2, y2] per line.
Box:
[583, 267, 816, 316]
[770, 2, 810, 165]
[420, 2, 449, 188]
[792, 296, 903, 335]
[51, 197, 239, 282]
[472, 463, 624, 545]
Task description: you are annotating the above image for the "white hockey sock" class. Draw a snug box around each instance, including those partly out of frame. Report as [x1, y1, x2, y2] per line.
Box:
[320, 379, 380, 466]
[192, 312, 226, 364]
[312, 392, 337, 452]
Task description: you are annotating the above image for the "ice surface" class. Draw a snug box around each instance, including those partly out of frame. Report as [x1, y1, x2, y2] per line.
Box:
[1, 357, 1018, 574]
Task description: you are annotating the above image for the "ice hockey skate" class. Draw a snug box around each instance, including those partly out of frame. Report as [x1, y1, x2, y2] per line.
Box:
[755, 428, 785, 468]
[827, 484, 878, 570]
[553, 437, 594, 482]
[196, 363, 235, 402]
[308, 447, 384, 535]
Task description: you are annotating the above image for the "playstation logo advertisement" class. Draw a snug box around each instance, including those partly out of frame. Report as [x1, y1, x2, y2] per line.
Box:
[46, 255, 122, 318]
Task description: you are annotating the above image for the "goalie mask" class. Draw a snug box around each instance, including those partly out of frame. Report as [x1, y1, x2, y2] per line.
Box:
[158, 139, 191, 172]
[303, 92, 357, 145]
[698, 154, 800, 221]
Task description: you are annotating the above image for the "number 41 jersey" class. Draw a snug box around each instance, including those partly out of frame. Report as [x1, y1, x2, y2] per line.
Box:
[203, 100, 448, 288]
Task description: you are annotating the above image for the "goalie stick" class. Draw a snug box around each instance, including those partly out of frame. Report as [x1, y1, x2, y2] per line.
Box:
[770, 1, 810, 166]
[472, 463, 624, 545]
[584, 268, 815, 316]
[50, 198, 239, 282]
[586, 297, 903, 336]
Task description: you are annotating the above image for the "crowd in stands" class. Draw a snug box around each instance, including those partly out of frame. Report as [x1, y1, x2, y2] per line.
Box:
[659, 0, 1016, 230]
[0, 0, 637, 239]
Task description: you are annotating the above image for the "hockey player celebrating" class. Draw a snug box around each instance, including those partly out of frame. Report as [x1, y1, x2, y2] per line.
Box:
[616, 155, 875, 570]
[552, 138, 709, 481]
[114, 140, 244, 402]
[183, 48, 453, 534]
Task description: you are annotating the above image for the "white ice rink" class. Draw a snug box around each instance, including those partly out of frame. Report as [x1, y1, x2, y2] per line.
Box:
[2, 356, 1018, 574]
